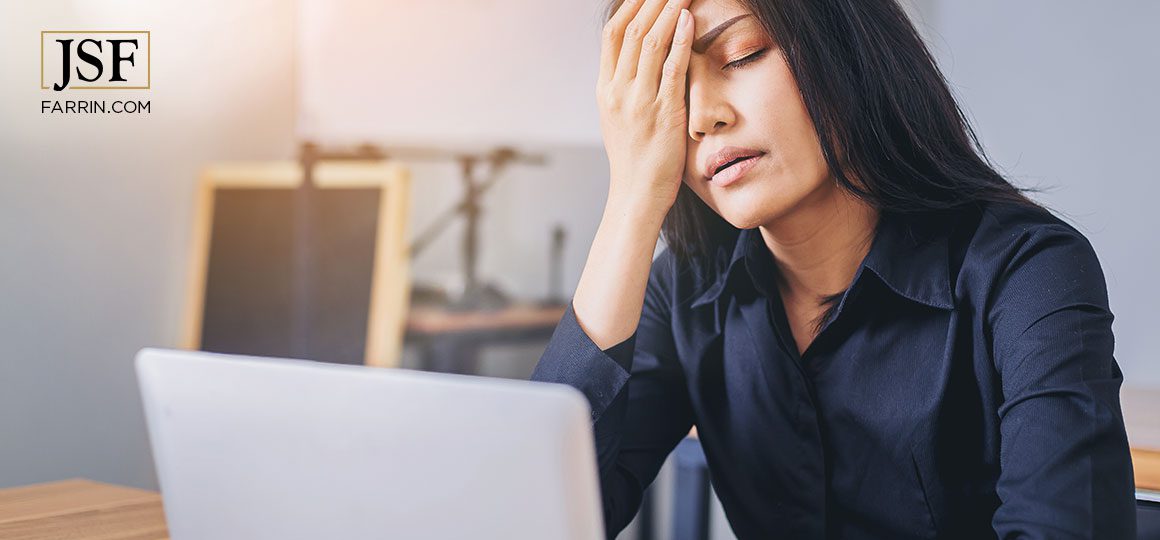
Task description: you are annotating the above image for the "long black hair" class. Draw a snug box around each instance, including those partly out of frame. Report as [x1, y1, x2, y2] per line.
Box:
[603, 0, 1044, 330]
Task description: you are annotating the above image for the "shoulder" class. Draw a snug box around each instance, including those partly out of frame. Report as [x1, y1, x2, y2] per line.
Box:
[973, 199, 1092, 252]
[960, 199, 1110, 320]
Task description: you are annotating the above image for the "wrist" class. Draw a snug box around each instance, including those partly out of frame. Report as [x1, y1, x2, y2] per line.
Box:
[603, 191, 670, 232]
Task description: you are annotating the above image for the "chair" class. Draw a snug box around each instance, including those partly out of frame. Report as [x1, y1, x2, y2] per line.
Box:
[1140, 492, 1160, 539]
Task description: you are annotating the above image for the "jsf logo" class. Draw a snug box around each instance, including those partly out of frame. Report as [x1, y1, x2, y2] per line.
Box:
[41, 31, 150, 91]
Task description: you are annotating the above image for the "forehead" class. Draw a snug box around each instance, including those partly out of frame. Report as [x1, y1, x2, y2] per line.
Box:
[688, 0, 763, 55]
[689, 0, 750, 24]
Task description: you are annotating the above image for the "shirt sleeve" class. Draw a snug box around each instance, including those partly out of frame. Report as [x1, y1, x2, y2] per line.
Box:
[986, 223, 1136, 538]
[531, 250, 694, 539]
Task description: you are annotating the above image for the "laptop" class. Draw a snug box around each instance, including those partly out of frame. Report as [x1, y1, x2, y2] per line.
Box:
[135, 347, 603, 540]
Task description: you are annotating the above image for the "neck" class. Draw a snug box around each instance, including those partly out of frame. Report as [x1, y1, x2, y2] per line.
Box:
[758, 186, 879, 302]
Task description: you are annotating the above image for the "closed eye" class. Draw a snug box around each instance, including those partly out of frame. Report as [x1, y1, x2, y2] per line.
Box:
[724, 47, 769, 71]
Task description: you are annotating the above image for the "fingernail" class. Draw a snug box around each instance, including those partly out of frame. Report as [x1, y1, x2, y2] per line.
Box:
[678, 9, 689, 30]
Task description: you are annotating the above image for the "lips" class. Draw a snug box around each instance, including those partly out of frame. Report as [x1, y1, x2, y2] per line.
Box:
[704, 146, 765, 180]
[709, 153, 762, 187]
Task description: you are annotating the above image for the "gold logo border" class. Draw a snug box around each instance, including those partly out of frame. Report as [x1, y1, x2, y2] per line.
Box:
[41, 30, 151, 90]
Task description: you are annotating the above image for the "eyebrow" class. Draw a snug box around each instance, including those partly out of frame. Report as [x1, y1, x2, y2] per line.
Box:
[692, 14, 751, 54]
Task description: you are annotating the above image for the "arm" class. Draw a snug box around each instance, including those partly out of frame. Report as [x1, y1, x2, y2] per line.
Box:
[532, 218, 694, 538]
[533, 0, 698, 534]
[987, 223, 1136, 538]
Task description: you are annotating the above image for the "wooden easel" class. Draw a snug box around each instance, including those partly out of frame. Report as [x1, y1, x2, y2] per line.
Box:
[180, 143, 411, 367]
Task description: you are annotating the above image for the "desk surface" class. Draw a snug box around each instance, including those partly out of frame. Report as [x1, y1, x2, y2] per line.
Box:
[406, 303, 566, 335]
[0, 479, 167, 540]
[1125, 386, 1160, 492]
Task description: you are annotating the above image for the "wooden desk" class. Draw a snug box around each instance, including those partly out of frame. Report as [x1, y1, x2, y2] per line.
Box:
[1134, 449, 1160, 491]
[1124, 385, 1160, 492]
[405, 302, 567, 374]
[0, 479, 168, 540]
[407, 303, 567, 335]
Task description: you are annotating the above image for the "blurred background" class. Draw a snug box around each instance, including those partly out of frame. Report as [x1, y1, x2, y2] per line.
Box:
[1, 1, 1157, 538]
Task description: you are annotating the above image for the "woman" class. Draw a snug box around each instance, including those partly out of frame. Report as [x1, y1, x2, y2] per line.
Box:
[531, 0, 1136, 537]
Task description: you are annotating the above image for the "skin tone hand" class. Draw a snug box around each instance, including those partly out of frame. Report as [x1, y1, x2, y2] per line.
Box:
[572, 0, 695, 350]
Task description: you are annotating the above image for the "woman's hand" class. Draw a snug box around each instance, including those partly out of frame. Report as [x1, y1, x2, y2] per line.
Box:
[570, 0, 694, 350]
[597, 0, 695, 219]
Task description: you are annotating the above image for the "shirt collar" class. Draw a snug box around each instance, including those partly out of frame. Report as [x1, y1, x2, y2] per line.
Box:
[690, 211, 954, 310]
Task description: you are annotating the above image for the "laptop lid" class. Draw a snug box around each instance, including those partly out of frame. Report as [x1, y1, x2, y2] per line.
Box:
[135, 347, 603, 540]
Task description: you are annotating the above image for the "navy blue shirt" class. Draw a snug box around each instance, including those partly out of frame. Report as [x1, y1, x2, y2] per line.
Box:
[531, 201, 1135, 539]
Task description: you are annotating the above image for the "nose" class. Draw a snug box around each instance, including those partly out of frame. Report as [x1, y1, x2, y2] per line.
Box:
[687, 79, 735, 142]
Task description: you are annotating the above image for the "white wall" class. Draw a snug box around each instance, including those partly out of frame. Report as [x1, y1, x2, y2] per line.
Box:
[915, 0, 1160, 385]
[0, 0, 296, 489]
[296, 0, 606, 147]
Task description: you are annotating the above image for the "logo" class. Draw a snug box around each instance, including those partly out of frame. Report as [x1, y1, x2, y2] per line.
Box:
[42, 31, 150, 90]
[40, 31, 151, 114]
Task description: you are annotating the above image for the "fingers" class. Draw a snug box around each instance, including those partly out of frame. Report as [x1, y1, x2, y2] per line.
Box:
[657, 9, 693, 108]
[612, 0, 672, 84]
[635, 0, 690, 95]
[599, 0, 643, 84]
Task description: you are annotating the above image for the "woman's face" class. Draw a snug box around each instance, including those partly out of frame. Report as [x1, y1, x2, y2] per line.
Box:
[682, 0, 833, 229]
